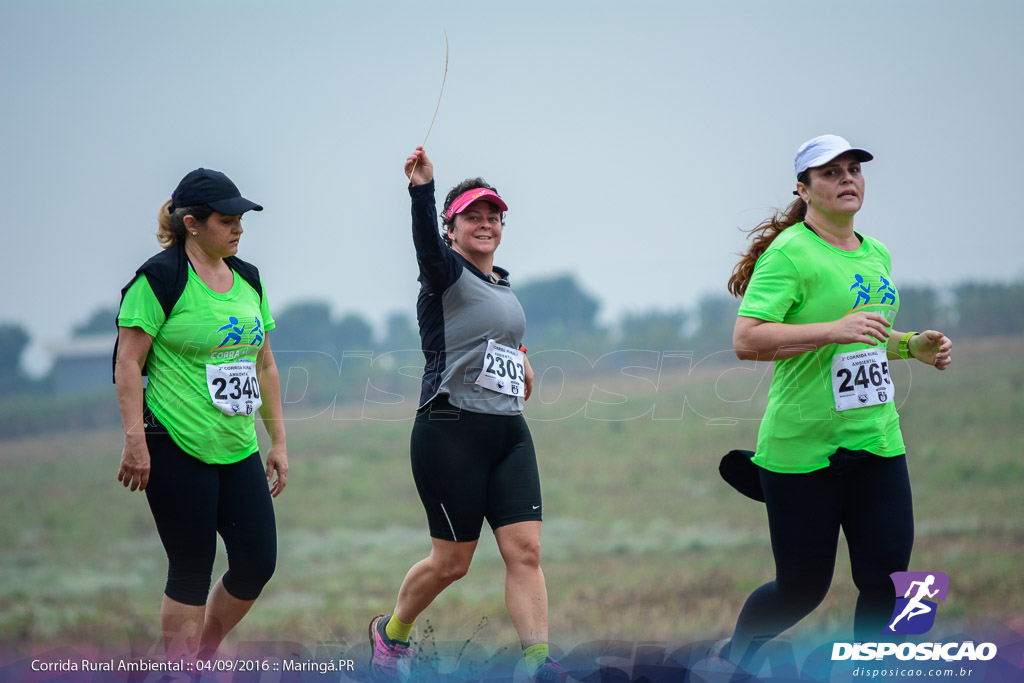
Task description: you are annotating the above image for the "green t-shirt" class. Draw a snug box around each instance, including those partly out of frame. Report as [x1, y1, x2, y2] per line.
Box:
[737, 223, 905, 473]
[118, 266, 275, 464]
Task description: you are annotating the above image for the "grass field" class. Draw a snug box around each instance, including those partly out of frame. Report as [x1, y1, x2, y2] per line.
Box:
[2, 336, 1022, 663]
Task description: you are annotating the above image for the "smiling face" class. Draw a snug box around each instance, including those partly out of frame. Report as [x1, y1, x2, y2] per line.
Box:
[798, 151, 866, 219]
[186, 211, 244, 258]
[448, 199, 503, 260]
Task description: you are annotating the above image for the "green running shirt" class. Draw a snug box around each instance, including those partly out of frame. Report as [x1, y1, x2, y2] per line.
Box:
[118, 267, 275, 464]
[737, 224, 905, 473]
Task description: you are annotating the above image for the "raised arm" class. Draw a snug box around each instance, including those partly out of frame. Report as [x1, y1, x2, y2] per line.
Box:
[405, 146, 458, 291]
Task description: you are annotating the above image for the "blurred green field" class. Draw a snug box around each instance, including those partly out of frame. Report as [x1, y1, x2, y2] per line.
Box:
[2, 336, 1022, 657]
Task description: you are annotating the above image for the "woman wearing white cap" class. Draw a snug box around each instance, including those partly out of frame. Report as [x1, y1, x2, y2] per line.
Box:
[368, 147, 565, 683]
[714, 135, 953, 669]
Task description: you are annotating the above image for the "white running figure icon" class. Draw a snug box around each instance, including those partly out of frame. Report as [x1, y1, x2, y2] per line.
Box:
[889, 574, 940, 631]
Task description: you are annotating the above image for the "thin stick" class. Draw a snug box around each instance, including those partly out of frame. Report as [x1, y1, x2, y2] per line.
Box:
[407, 31, 448, 182]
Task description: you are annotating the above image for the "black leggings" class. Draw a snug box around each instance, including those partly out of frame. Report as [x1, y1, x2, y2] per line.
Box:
[732, 453, 913, 663]
[144, 429, 277, 606]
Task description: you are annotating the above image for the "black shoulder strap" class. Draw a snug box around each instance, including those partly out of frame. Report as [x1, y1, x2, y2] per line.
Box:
[225, 255, 263, 303]
[112, 243, 189, 383]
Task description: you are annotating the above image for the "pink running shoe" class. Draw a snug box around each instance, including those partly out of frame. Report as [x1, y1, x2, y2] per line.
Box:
[368, 614, 413, 682]
[534, 656, 568, 683]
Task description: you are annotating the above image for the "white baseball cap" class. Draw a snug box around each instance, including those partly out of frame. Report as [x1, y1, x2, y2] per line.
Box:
[794, 134, 873, 177]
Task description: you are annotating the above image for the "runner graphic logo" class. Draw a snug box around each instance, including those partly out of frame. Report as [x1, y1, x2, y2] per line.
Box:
[884, 571, 949, 635]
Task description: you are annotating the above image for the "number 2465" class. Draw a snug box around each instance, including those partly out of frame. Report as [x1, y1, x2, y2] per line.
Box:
[836, 362, 890, 392]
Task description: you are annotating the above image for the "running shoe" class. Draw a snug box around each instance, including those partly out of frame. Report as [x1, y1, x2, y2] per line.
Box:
[533, 656, 568, 683]
[708, 637, 732, 664]
[691, 638, 744, 683]
[368, 614, 412, 682]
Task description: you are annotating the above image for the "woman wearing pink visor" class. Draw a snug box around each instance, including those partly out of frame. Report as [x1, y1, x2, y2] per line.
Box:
[369, 146, 565, 683]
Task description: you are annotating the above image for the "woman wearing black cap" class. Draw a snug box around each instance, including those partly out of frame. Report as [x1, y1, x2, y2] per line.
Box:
[114, 168, 287, 660]
[368, 147, 566, 683]
[708, 135, 953, 672]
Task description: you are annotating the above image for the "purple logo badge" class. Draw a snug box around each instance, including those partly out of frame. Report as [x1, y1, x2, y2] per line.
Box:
[884, 571, 949, 634]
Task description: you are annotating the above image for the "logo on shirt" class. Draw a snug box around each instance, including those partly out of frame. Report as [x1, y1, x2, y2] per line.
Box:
[212, 315, 264, 351]
[848, 274, 898, 313]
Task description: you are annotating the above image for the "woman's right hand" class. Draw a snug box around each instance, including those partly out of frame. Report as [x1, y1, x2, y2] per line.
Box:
[830, 310, 891, 346]
[404, 145, 434, 186]
[118, 439, 151, 492]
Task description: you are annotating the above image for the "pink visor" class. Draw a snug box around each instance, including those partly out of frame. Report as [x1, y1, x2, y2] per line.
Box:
[445, 188, 508, 220]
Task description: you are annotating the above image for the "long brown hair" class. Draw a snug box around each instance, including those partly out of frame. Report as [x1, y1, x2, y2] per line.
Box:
[727, 181, 809, 298]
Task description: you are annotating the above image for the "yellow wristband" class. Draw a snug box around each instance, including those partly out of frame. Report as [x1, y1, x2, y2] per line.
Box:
[898, 331, 919, 359]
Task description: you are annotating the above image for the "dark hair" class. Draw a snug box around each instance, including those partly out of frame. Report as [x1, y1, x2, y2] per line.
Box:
[156, 199, 215, 248]
[727, 172, 810, 298]
[440, 177, 505, 247]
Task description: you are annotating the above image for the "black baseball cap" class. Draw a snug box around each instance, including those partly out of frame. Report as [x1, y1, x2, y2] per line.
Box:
[170, 168, 263, 215]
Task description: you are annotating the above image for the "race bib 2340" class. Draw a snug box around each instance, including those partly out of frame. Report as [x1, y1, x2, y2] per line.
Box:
[205, 361, 262, 417]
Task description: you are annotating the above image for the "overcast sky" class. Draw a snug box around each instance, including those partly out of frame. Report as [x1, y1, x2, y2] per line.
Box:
[2, 0, 1022, 373]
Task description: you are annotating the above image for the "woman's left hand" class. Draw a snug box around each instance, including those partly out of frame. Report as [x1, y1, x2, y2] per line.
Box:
[523, 355, 534, 401]
[910, 330, 952, 371]
[265, 444, 289, 497]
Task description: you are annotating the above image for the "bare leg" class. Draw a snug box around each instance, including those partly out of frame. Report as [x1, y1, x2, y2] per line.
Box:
[394, 538, 478, 623]
[160, 595, 205, 660]
[199, 576, 257, 657]
[495, 521, 548, 647]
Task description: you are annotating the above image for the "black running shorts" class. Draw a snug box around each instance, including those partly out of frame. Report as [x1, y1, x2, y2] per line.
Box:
[410, 396, 542, 542]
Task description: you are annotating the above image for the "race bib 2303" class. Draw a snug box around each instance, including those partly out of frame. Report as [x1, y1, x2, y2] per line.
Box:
[475, 339, 526, 397]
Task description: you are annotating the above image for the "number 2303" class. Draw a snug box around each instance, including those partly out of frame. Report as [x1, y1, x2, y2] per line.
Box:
[485, 353, 524, 381]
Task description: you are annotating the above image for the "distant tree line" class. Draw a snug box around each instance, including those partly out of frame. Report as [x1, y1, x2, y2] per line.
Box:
[0, 277, 1022, 436]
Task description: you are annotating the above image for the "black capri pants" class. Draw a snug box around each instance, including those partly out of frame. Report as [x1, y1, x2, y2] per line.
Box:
[733, 452, 914, 663]
[144, 418, 277, 606]
[411, 396, 543, 542]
